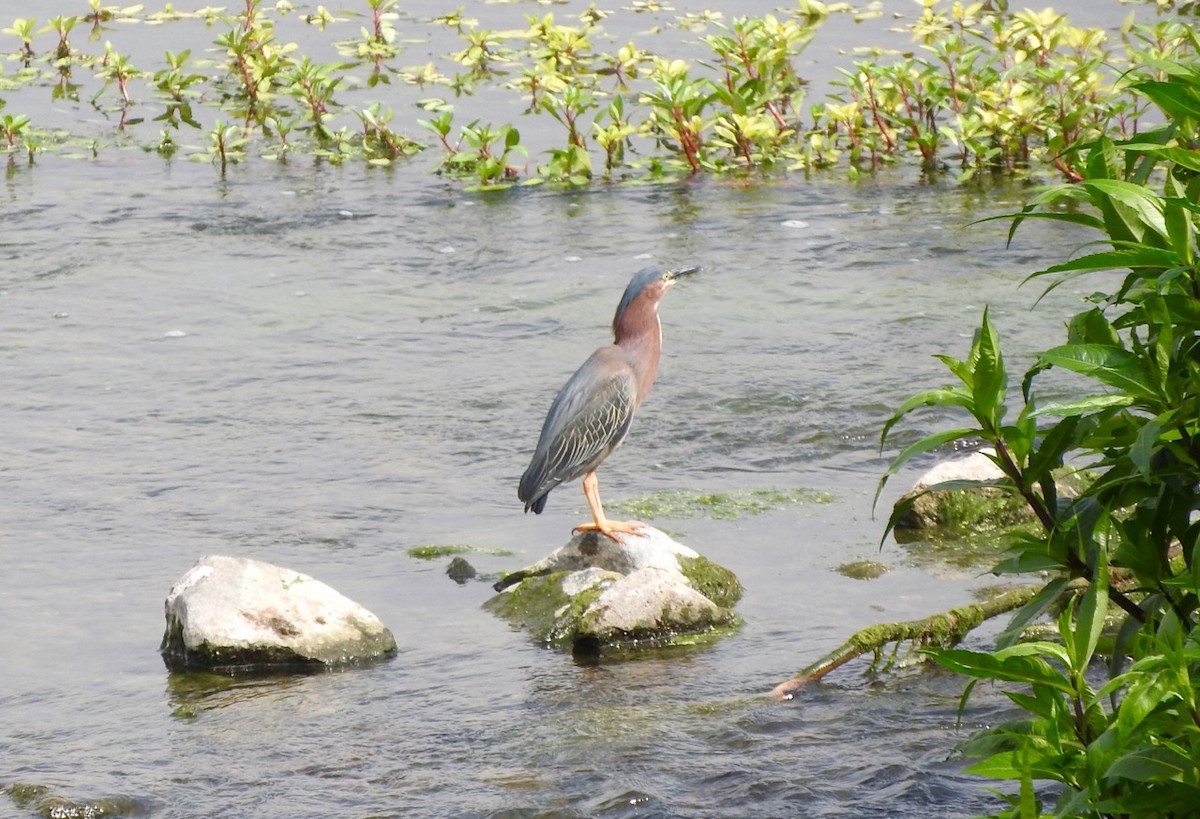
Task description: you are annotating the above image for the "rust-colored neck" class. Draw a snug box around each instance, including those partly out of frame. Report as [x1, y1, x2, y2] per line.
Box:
[613, 290, 663, 406]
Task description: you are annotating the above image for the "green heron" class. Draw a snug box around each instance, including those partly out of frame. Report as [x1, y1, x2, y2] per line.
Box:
[518, 264, 700, 539]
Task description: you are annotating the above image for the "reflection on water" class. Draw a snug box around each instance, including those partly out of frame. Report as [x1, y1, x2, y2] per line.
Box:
[166, 671, 312, 718]
[1, 156, 1093, 817]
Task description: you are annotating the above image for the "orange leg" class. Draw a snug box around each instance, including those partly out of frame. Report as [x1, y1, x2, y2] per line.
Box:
[573, 470, 645, 540]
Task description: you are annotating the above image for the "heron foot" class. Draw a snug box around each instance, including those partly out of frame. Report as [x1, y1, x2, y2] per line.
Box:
[572, 519, 646, 541]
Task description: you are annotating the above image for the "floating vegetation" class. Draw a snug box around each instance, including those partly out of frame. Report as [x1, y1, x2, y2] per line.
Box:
[835, 559, 890, 580]
[406, 544, 514, 560]
[0, 1, 1195, 184]
[609, 487, 834, 520]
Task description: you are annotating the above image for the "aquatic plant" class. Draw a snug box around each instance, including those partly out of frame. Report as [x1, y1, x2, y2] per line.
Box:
[95, 42, 139, 107]
[420, 110, 526, 190]
[2, 16, 37, 62]
[0, 2, 1196, 183]
[46, 14, 79, 63]
[152, 49, 204, 129]
[354, 101, 421, 164]
[205, 119, 246, 172]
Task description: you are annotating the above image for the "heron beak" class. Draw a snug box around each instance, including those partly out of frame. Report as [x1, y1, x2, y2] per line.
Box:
[666, 266, 701, 282]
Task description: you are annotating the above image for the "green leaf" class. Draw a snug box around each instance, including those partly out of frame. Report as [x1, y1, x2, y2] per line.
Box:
[932, 647, 1074, 693]
[1083, 178, 1168, 242]
[1193, 538, 1200, 605]
[504, 125, 520, 150]
[874, 427, 981, 522]
[1130, 412, 1172, 479]
[880, 387, 973, 448]
[1164, 198, 1195, 265]
[1134, 78, 1200, 123]
[1024, 415, 1088, 482]
[1072, 548, 1108, 673]
[1036, 345, 1161, 403]
[1026, 394, 1135, 418]
[991, 209, 1106, 240]
[1113, 671, 1173, 742]
[998, 186, 1098, 248]
[1040, 247, 1179, 276]
[965, 750, 1069, 783]
[995, 577, 1069, 650]
[972, 308, 1007, 431]
[1106, 746, 1199, 784]
[1066, 308, 1122, 347]
[995, 640, 1073, 668]
[932, 354, 974, 388]
[992, 550, 1068, 575]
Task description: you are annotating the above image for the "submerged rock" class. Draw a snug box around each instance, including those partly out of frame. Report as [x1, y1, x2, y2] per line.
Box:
[446, 556, 477, 584]
[486, 527, 741, 652]
[3, 783, 149, 818]
[160, 555, 396, 673]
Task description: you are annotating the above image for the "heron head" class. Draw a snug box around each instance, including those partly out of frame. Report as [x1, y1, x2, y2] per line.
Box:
[612, 265, 700, 329]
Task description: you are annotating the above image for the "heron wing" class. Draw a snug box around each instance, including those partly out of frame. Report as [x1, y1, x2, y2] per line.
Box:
[518, 348, 636, 511]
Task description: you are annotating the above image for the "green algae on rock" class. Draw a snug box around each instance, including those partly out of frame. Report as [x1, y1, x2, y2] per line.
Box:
[487, 527, 741, 652]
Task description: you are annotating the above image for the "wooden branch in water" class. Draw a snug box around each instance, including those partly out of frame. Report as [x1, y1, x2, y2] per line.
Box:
[771, 584, 1045, 701]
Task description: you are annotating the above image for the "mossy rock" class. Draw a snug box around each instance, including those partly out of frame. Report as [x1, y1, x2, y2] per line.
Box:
[837, 559, 891, 580]
[896, 484, 1034, 535]
[894, 450, 1092, 538]
[482, 568, 616, 644]
[487, 527, 741, 652]
[3, 784, 148, 818]
[678, 554, 743, 608]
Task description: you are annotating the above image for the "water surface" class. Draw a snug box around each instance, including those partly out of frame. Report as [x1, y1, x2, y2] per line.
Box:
[0, 1, 1148, 815]
[3, 155, 1102, 817]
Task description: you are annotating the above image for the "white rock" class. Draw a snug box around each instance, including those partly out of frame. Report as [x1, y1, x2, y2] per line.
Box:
[911, 448, 1003, 490]
[581, 566, 723, 636]
[160, 555, 395, 672]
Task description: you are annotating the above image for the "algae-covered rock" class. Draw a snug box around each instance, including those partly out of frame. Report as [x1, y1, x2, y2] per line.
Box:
[486, 527, 741, 652]
[893, 449, 1089, 542]
[3, 783, 149, 818]
[160, 555, 396, 673]
[837, 559, 890, 580]
[894, 450, 1018, 532]
[897, 446, 1094, 535]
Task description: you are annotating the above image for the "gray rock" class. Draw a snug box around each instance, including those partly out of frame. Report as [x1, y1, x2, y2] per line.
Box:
[485, 527, 741, 651]
[160, 555, 396, 673]
[446, 556, 476, 584]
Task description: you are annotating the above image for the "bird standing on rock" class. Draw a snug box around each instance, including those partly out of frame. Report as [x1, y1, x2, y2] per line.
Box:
[518, 265, 700, 540]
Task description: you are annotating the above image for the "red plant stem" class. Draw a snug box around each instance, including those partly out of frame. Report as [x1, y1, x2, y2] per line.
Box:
[1053, 154, 1084, 182]
[670, 108, 701, 170]
[765, 100, 788, 130]
[863, 76, 896, 153]
[237, 55, 257, 103]
[731, 41, 790, 131]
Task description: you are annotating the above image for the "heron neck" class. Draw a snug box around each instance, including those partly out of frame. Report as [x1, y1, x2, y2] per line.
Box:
[614, 296, 663, 405]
